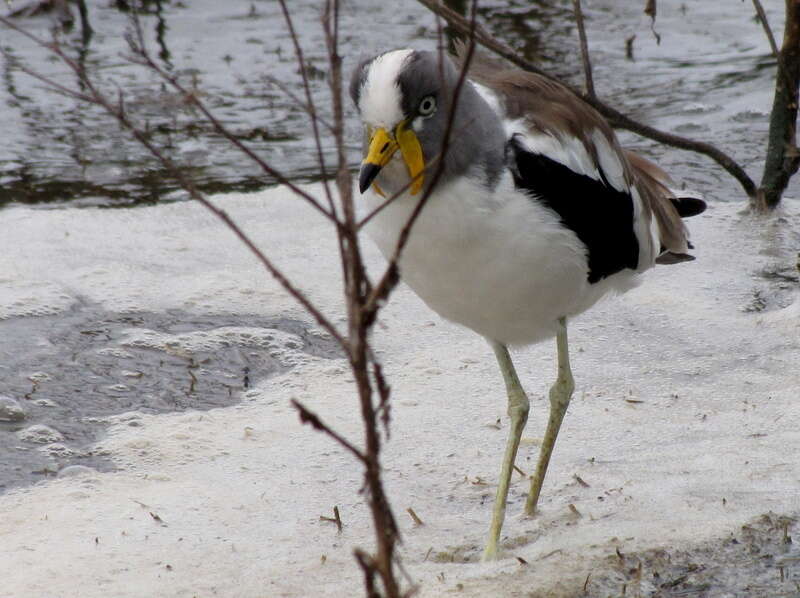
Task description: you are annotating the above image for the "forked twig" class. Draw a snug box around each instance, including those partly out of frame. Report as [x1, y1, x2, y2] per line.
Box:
[122, 16, 340, 226]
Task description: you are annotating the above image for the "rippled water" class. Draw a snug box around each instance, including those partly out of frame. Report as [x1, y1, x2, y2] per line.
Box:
[3, 0, 789, 208]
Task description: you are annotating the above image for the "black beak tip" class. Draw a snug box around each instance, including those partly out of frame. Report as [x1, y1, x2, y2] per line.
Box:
[358, 163, 381, 194]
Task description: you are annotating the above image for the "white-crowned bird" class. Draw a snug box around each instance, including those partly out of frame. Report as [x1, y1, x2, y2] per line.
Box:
[349, 45, 705, 560]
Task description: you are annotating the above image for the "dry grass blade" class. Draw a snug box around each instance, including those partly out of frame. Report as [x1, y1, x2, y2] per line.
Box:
[406, 508, 424, 526]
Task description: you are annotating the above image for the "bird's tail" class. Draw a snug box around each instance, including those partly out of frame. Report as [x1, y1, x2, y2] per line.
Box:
[625, 150, 707, 265]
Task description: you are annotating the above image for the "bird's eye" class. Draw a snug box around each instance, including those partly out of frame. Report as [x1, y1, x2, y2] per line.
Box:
[418, 95, 437, 117]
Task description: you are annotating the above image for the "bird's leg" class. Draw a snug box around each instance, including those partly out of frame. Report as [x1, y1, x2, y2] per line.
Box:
[524, 316, 575, 516]
[482, 341, 530, 561]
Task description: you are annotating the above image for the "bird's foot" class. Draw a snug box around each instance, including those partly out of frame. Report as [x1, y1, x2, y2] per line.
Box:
[481, 542, 499, 562]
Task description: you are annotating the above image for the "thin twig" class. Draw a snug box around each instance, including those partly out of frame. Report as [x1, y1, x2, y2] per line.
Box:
[644, 0, 661, 45]
[572, 0, 595, 99]
[406, 507, 424, 526]
[752, 0, 780, 57]
[413, 0, 758, 199]
[292, 399, 368, 463]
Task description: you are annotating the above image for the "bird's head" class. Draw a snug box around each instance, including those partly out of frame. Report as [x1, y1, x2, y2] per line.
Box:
[350, 48, 495, 197]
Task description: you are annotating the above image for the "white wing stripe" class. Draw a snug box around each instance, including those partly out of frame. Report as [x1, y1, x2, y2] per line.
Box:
[591, 130, 628, 193]
[509, 125, 601, 184]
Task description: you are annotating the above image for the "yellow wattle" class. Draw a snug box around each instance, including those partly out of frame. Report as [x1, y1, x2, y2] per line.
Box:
[395, 122, 425, 195]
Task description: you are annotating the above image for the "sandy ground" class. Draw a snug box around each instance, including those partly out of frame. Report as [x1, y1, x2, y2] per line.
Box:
[0, 182, 798, 597]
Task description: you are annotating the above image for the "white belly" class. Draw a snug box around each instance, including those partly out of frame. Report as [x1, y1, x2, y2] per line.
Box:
[362, 175, 639, 346]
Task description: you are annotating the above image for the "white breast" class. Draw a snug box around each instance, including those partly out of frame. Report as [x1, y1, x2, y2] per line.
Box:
[362, 174, 639, 346]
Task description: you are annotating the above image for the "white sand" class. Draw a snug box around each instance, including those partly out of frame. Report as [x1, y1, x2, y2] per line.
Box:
[0, 181, 798, 596]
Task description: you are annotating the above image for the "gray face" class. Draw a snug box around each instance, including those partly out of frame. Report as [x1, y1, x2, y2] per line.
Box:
[350, 50, 507, 195]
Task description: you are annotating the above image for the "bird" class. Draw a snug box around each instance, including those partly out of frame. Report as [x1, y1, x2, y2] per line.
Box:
[349, 45, 705, 560]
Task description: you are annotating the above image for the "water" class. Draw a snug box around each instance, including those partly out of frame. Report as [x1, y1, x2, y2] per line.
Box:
[2, 1, 792, 208]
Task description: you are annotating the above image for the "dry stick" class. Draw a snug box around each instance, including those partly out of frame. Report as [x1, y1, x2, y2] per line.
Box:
[0, 22, 347, 352]
[414, 0, 758, 199]
[321, 1, 403, 595]
[572, 0, 595, 99]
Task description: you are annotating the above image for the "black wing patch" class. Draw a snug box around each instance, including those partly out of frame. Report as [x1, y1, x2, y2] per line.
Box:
[507, 135, 639, 283]
[669, 196, 706, 218]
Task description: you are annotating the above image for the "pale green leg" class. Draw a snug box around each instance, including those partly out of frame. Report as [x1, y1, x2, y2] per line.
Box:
[482, 341, 530, 561]
[524, 316, 575, 516]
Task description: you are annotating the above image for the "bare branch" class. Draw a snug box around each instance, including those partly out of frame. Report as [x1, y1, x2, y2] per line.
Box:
[572, 0, 595, 99]
[291, 399, 368, 463]
[414, 0, 758, 199]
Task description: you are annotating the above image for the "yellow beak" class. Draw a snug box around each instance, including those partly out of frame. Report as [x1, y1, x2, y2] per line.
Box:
[358, 122, 425, 196]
